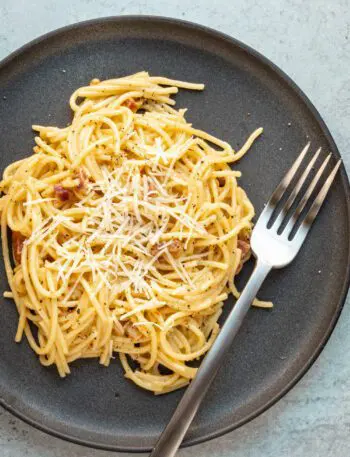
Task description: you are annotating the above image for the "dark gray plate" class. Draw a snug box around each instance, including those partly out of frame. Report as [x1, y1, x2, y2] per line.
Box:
[0, 16, 349, 453]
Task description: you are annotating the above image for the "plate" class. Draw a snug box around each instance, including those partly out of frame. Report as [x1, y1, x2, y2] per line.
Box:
[0, 16, 349, 452]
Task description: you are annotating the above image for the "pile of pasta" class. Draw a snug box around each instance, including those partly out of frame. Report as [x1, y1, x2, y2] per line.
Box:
[0, 72, 270, 393]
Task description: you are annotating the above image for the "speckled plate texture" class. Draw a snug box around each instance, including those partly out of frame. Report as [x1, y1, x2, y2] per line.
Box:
[0, 16, 349, 453]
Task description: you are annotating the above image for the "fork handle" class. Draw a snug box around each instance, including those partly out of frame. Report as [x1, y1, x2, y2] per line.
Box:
[149, 260, 271, 457]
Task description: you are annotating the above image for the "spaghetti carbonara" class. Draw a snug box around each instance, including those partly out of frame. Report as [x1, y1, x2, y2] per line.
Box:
[0, 72, 271, 394]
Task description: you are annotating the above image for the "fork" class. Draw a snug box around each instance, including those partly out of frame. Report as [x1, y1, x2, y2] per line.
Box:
[149, 143, 341, 457]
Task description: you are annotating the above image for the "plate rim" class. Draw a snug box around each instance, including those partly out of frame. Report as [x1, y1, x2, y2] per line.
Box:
[0, 14, 349, 453]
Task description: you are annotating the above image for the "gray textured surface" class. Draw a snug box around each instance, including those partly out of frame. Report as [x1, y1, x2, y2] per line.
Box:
[0, 1, 349, 456]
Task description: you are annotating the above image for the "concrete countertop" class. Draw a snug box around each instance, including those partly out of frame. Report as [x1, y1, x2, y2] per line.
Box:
[0, 1, 349, 456]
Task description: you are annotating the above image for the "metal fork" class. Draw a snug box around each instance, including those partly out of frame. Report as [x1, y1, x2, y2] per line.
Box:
[149, 143, 341, 457]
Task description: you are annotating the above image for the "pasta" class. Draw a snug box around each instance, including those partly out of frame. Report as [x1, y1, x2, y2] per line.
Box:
[0, 72, 271, 394]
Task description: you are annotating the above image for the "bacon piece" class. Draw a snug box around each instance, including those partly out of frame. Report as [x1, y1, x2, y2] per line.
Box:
[140, 165, 150, 176]
[235, 239, 251, 275]
[237, 239, 250, 263]
[54, 184, 70, 201]
[123, 98, 140, 112]
[151, 239, 183, 258]
[216, 177, 226, 187]
[12, 231, 26, 264]
[168, 239, 182, 258]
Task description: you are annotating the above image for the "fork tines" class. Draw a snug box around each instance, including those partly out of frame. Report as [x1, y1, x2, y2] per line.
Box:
[263, 142, 341, 242]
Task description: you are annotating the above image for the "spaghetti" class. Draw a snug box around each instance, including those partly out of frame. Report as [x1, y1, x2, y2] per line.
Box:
[0, 72, 271, 394]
